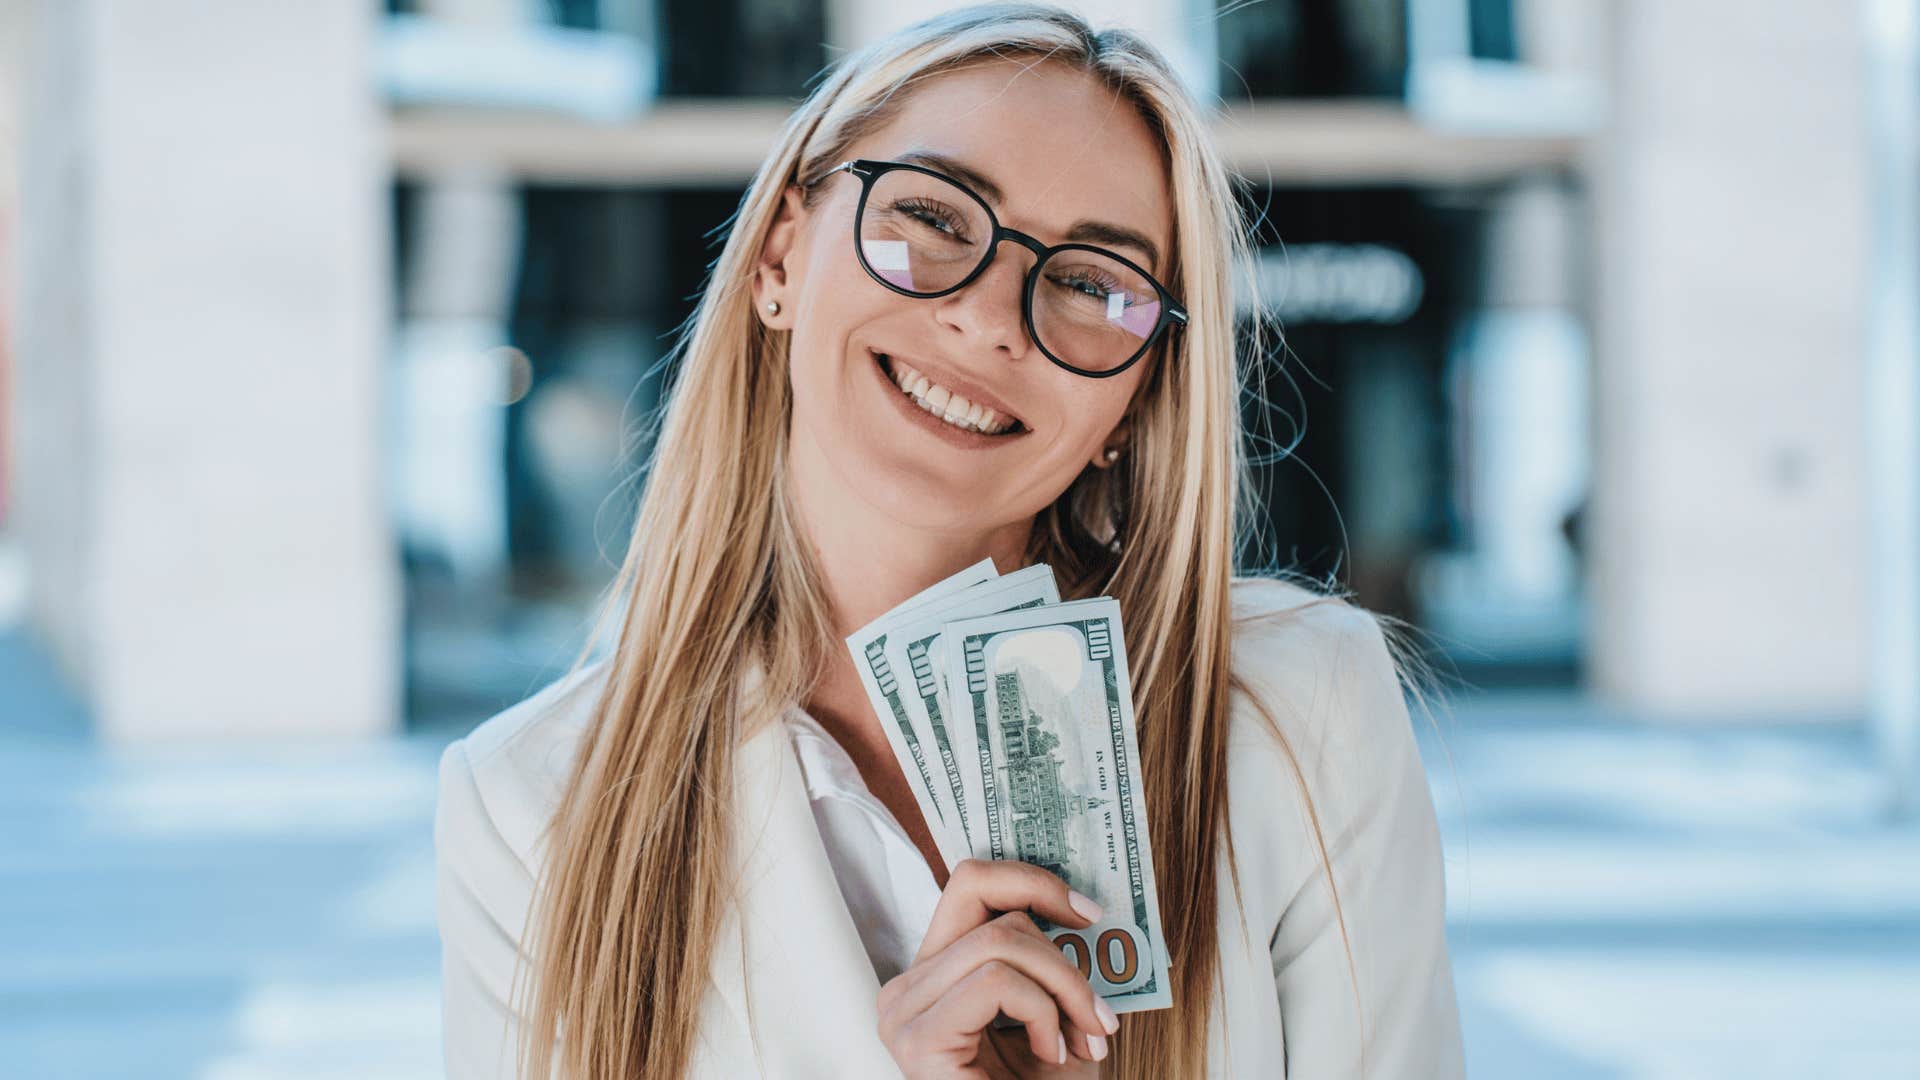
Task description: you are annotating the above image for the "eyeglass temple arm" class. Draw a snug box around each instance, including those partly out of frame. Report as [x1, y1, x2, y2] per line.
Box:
[804, 160, 865, 187]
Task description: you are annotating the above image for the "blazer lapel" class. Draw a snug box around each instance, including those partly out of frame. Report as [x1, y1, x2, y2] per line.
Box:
[701, 708, 903, 1077]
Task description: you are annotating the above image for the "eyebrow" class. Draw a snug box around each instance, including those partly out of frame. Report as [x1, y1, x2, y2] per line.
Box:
[895, 149, 1164, 275]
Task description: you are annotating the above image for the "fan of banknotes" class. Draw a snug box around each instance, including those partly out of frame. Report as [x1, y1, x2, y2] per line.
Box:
[844, 558, 1173, 1015]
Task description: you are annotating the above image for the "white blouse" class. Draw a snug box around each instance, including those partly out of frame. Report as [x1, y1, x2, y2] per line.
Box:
[782, 707, 944, 986]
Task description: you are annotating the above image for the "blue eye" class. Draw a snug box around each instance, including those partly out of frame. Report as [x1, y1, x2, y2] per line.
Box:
[892, 198, 972, 241]
[1049, 269, 1126, 304]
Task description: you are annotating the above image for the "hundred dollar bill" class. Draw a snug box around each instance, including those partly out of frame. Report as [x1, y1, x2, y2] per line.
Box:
[880, 564, 1060, 860]
[940, 596, 1172, 1014]
[843, 557, 999, 865]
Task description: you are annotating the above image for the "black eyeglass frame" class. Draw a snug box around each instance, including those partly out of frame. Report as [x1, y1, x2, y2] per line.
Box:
[803, 157, 1188, 379]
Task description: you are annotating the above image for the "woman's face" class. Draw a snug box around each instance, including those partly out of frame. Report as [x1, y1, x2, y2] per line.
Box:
[755, 59, 1175, 536]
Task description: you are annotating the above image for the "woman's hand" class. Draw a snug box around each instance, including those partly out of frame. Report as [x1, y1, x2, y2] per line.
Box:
[876, 858, 1123, 1078]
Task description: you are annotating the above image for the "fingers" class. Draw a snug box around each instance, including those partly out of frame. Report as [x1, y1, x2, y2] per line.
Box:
[911, 959, 1070, 1066]
[1065, 1003, 1116, 1064]
[891, 911, 1112, 1058]
[919, 858, 1103, 961]
[1061, 1017, 1108, 1065]
[881, 858, 1120, 1076]
[1075, 1014, 1121, 1060]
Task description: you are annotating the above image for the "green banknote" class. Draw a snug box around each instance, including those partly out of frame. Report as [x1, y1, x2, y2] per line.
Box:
[842, 557, 998, 866]
[940, 596, 1172, 1014]
[880, 563, 1060, 858]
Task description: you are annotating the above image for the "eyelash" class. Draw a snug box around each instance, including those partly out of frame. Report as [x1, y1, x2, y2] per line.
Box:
[1050, 267, 1125, 300]
[892, 198, 972, 241]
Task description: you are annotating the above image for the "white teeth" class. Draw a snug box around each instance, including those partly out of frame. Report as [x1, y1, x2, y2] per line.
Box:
[879, 353, 1017, 435]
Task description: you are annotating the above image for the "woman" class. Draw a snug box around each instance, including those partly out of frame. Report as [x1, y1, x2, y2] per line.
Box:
[433, 4, 1465, 1077]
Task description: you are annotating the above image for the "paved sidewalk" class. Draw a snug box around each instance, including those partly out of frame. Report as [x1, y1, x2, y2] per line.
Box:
[1, 632, 460, 1079]
[1420, 692, 1920, 1078]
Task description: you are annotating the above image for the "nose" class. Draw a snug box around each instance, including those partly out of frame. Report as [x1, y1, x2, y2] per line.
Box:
[932, 235, 1037, 359]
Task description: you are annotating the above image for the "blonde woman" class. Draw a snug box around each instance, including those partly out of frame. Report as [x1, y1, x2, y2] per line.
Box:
[433, 4, 1465, 1077]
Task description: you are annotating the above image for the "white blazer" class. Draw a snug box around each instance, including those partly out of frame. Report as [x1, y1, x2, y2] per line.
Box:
[434, 578, 1466, 1078]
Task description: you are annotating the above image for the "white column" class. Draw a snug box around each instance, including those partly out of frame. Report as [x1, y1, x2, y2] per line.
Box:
[1589, 1, 1870, 717]
[13, 1, 398, 741]
[0, 0, 35, 627]
[1865, 0, 1920, 813]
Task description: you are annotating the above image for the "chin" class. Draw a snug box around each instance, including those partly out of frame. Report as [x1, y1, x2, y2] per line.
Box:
[833, 437, 1010, 530]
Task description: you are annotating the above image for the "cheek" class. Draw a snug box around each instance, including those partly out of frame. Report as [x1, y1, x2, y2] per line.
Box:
[995, 395, 1129, 501]
[801, 228, 881, 348]
[786, 275, 868, 400]
[785, 335, 862, 443]
[1049, 379, 1139, 453]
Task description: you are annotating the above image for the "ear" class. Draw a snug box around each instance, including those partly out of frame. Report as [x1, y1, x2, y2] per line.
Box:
[754, 182, 808, 330]
[1091, 414, 1133, 470]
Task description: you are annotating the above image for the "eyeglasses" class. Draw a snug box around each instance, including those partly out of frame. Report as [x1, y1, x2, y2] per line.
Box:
[802, 158, 1187, 379]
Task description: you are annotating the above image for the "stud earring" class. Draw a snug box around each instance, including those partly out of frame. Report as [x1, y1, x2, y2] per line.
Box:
[1104, 447, 1121, 463]
[765, 300, 781, 315]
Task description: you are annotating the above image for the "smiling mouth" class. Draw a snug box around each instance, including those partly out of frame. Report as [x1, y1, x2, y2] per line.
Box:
[872, 350, 1028, 436]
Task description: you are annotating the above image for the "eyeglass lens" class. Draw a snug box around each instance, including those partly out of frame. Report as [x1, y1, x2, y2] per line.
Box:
[858, 167, 1164, 373]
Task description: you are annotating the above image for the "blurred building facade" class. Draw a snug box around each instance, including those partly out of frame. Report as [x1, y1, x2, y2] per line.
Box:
[5, 1, 397, 741]
[0, 0, 1902, 747]
[1589, 3, 1871, 717]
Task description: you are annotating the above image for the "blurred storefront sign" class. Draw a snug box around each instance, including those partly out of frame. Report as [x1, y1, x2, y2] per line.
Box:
[1232, 178, 1588, 684]
[1244, 242, 1426, 326]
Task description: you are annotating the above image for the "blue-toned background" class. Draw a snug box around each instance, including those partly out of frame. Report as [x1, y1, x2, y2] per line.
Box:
[3, 0, 1917, 1076]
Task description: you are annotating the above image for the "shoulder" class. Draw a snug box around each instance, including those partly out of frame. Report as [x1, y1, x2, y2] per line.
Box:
[1221, 575, 1426, 860]
[434, 658, 613, 877]
[1220, 579, 1464, 1073]
[1226, 575, 1405, 732]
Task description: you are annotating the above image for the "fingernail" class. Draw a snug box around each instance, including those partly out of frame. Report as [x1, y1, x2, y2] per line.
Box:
[1095, 997, 1120, 1035]
[1087, 1033, 1109, 1061]
[1067, 889, 1103, 922]
[1056, 1032, 1067, 1065]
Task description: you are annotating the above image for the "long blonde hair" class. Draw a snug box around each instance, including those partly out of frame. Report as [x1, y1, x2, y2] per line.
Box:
[515, 4, 1382, 1076]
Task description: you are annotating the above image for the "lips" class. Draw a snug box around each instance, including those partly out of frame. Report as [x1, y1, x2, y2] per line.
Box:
[870, 348, 1028, 433]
